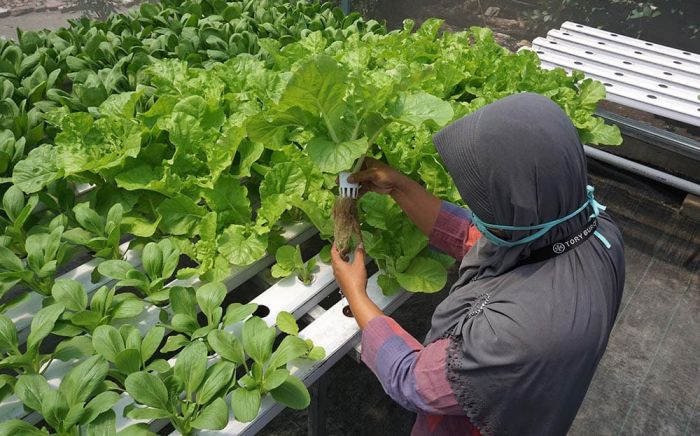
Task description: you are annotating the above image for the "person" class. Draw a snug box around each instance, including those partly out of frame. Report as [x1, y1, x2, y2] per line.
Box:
[330, 93, 625, 436]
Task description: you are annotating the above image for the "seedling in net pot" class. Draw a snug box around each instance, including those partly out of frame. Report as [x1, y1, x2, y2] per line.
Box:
[0, 356, 120, 435]
[97, 238, 180, 304]
[0, 303, 65, 377]
[126, 313, 324, 434]
[0, 218, 71, 303]
[252, 55, 458, 259]
[271, 245, 318, 285]
[159, 283, 257, 354]
[92, 324, 168, 385]
[0, 185, 39, 256]
[334, 167, 363, 258]
[208, 313, 325, 423]
[62, 202, 124, 260]
[51, 278, 145, 336]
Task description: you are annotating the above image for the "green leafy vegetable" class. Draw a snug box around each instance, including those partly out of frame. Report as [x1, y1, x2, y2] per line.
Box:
[271, 245, 317, 285]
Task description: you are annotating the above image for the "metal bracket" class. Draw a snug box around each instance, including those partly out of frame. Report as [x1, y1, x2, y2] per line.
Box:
[595, 109, 700, 162]
[308, 376, 329, 436]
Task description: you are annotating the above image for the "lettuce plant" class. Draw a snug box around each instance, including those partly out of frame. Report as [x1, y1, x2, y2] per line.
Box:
[0, 128, 26, 179]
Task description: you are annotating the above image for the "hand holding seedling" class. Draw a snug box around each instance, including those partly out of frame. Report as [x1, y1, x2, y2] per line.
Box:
[331, 243, 367, 297]
[350, 158, 444, 237]
[348, 158, 401, 196]
[331, 243, 383, 329]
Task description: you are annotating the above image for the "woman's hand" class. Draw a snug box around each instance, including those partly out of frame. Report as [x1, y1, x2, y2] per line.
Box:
[350, 158, 442, 237]
[330, 243, 367, 297]
[331, 243, 384, 329]
[348, 158, 405, 196]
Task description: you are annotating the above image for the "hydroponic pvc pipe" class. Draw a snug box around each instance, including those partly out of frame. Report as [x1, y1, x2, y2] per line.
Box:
[583, 145, 700, 197]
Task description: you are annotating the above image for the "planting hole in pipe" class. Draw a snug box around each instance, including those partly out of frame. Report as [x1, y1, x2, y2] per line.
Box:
[253, 305, 270, 317]
[342, 305, 353, 317]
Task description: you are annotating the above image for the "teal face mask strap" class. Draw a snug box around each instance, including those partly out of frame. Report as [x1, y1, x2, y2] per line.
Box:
[587, 185, 612, 249]
[471, 185, 611, 249]
[471, 201, 589, 248]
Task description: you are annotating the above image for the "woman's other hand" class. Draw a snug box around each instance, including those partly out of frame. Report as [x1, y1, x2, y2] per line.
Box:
[330, 243, 367, 297]
[348, 158, 404, 196]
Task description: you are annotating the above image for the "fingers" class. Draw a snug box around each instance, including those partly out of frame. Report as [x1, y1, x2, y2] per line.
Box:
[347, 168, 376, 184]
[358, 184, 389, 196]
[330, 244, 343, 266]
[331, 243, 364, 267]
[353, 243, 365, 265]
[364, 157, 382, 168]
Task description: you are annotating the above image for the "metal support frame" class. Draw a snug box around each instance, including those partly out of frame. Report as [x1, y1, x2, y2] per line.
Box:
[340, 0, 351, 14]
[308, 375, 329, 436]
[595, 109, 700, 162]
[583, 145, 700, 197]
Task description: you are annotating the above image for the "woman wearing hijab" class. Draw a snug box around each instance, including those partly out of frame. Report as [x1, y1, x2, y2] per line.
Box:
[330, 93, 625, 436]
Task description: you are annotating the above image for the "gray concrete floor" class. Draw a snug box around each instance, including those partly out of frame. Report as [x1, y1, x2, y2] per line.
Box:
[0, 10, 79, 40]
[261, 159, 700, 436]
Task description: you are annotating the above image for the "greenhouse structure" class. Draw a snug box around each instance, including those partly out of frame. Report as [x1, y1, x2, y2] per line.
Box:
[0, 0, 697, 435]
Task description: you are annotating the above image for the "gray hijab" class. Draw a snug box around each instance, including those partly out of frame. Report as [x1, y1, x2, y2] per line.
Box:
[426, 93, 625, 435]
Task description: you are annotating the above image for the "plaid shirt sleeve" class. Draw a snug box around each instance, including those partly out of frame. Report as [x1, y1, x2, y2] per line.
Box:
[429, 201, 482, 259]
[361, 316, 465, 415]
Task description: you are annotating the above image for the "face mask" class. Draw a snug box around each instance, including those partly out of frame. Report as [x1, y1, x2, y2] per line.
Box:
[470, 185, 610, 248]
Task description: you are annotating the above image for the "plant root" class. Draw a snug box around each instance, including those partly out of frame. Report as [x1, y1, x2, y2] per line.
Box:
[333, 196, 362, 258]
